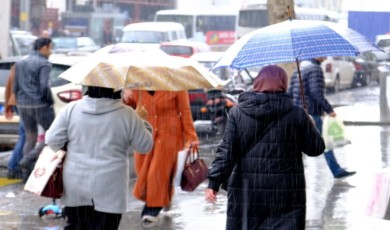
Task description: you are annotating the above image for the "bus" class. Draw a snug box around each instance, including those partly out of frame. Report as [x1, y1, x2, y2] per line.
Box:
[237, 2, 340, 39]
[154, 8, 238, 51]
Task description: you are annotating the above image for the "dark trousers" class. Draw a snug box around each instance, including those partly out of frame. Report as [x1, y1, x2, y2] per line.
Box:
[18, 105, 55, 158]
[64, 206, 122, 230]
[312, 115, 345, 177]
[141, 205, 162, 217]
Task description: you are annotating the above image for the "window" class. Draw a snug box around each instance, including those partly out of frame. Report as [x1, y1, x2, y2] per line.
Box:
[239, 9, 269, 27]
[160, 45, 193, 57]
[121, 31, 169, 43]
[49, 64, 71, 87]
[156, 15, 194, 38]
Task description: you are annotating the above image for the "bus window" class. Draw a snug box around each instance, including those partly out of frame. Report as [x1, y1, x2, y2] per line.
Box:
[155, 15, 194, 38]
[155, 9, 238, 50]
[238, 10, 269, 28]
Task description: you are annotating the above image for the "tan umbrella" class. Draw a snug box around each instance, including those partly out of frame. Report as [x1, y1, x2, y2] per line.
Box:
[59, 50, 224, 91]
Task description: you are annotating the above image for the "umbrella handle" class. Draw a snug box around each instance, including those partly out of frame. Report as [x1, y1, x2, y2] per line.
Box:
[295, 58, 308, 112]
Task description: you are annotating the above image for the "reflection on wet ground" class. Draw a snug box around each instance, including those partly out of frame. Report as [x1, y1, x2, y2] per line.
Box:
[2, 125, 390, 229]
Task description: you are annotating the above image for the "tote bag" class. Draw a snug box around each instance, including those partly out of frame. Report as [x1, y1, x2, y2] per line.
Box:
[24, 146, 66, 198]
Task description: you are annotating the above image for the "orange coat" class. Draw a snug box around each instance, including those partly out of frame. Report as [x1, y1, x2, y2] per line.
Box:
[126, 90, 199, 207]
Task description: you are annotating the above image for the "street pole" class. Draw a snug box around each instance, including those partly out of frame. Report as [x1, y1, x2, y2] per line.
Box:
[20, 0, 31, 31]
[0, 0, 11, 58]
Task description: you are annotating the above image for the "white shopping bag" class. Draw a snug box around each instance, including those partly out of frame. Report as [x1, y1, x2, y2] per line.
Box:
[24, 146, 66, 196]
[322, 116, 351, 151]
[366, 168, 390, 219]
[173, 148, 188, 187]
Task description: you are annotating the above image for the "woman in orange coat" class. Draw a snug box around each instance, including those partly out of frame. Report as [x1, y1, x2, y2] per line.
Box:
[123, 90, 199, 223]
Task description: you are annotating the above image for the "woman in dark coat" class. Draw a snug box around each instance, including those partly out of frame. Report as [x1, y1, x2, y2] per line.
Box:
[205, 65, 325, 230]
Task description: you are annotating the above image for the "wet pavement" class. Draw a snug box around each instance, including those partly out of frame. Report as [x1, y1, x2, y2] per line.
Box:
[0, 84, 390, 229]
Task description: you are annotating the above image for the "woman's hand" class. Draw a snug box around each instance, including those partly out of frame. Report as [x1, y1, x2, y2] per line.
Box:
[136, 106, 148, 119]
[190, 140, 200, 149]
[205, 188, 217, 203]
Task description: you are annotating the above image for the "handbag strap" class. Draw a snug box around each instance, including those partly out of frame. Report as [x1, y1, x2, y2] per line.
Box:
[185, 145, 199, 164]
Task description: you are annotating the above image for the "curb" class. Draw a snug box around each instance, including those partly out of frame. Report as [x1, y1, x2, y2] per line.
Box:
[344, 121, 390, 126]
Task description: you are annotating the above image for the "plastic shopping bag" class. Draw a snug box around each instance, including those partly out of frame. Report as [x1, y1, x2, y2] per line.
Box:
[322, 116, 351, 151]
[173, 148, 188, 187]
[366, 168, 390, 219]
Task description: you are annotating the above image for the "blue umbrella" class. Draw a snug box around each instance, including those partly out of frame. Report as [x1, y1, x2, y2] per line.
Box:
[213, 19, 382, 70]
[213, 19, 384, 109]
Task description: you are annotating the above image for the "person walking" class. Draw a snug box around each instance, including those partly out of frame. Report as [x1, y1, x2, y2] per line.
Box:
[123, 90, 199, 224]
[205, 65, 325, 230]
[4, 64, 25, 179]
[288, 57, 356, 179]
[13, 37, 55, 182]
[45, 86, 154, 230]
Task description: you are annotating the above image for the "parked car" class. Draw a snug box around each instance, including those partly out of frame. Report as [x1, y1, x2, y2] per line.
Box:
[352, 52, 383, 86]
[52, 37, 100, 54]
[0, 53, 87, 147]
[321, 56, 356, 92]
[159, 40, 210, 58]
[9, 30, 37, 57]
[376, 34, 390, 53]
[120, 22, 187, 50]
[190, 52, 255, 120]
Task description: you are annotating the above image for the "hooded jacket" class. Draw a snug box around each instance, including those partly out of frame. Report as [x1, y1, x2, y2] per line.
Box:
[208, 91, 325, 230]
[45, 96, 153, 213]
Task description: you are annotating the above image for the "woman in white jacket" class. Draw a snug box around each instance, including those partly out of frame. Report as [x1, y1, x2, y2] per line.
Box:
[45, 86, 153, 230]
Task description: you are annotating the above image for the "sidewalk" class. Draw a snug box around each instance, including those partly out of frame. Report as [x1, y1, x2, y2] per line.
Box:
[1, 86, 390, 229]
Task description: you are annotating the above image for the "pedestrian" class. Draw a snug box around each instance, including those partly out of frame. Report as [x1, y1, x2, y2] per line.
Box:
[45, 86, 154, 230]
[13, 37, 55, 182]
[123, 90, 199, 225]
[205, 65, 325, 230]
[4, 64, 25, 179]
[288, 57, 356, 179]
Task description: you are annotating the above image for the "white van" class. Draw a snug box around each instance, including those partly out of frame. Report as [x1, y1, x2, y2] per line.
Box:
[120, 22, 187, 49]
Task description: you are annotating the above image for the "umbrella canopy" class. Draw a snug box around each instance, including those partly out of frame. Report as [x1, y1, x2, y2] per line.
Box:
[212, 19, 384, 110]
[213, 19, 383, 70]
[59, 50, 223, 91]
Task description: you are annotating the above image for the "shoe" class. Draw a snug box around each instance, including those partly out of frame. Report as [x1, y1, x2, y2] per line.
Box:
[163, 202, 172, 212]
[334, 171, 356, 179]
[142, 220, 159, 228]
[142, 215, 160, 223]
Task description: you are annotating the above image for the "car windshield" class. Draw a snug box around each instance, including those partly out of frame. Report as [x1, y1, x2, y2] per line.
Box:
[377, 39, 390, 48]
[160, 45, 193, 57]
[53, 37, 77, 49]
[121, 31, 168, 43]
[49, 64, 72, 87]
[13, 35, 36, 56]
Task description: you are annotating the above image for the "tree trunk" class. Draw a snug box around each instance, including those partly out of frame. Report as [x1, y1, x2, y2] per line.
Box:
[267, 0, 296, 80]
[267, 0, 295, 24]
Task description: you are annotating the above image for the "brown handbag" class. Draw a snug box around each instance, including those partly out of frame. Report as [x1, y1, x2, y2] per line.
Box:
[40, 158, 64, 199]
[180, 146, 209, 192]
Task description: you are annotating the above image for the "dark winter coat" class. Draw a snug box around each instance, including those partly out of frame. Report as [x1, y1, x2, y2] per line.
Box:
[207, 92, 325, 230]
[288, 59, 333, 116]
